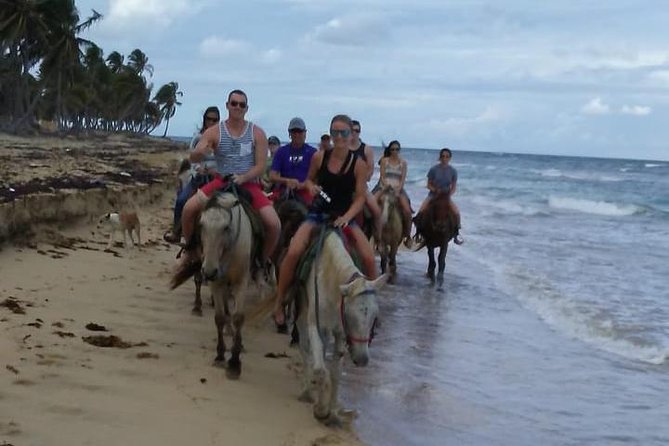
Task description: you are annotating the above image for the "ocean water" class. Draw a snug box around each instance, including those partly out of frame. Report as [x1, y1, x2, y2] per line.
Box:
[340, 149, 669, 445]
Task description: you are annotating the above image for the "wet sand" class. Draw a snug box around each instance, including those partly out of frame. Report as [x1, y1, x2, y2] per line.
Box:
[0, 134, 362, 446]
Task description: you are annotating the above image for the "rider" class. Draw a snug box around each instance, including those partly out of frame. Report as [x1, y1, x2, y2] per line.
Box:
[261, 135, 281, 191]
[164, 106, 220, 244]
[350, 120, 382, 243]
[416, 148, 463, 245]
[177, 89, 281, 273]
[318, 133, 331, 152]
[273, 114, 378, 326]
[269, 117, 317, 205]
[372, 140, 413, 247]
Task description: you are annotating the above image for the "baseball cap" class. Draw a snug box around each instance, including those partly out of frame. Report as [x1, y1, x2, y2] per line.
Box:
[268, 136, 281, 145]
[288, 117, 306, 131]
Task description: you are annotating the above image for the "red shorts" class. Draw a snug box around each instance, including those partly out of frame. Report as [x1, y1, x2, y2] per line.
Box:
[199, 176, 272, 210]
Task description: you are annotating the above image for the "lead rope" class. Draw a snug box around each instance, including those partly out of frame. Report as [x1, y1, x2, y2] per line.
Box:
[313, 222, 331, 345]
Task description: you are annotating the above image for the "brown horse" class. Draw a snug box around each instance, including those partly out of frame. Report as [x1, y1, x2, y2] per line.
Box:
[377, 186, 403, 283]
[413, 192, 458, 288]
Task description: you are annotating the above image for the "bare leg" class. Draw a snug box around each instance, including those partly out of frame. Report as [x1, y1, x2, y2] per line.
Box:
[181, 193, 206, 245]
[274, 222, 315, 325]
[258, 205, 281, 262]
[366, 192, 382, 242]
[349, 225, 378, 279]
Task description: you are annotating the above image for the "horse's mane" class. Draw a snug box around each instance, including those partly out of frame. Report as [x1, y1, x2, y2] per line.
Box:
[321, 232, 360, 284]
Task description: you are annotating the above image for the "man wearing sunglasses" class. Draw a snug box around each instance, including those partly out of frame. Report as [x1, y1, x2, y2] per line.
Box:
[177, 89, 281, 277]
[269, 117, 317, 204]
[350, 120, 383, 244]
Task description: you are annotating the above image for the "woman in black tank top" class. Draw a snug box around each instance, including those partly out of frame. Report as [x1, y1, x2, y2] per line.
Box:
[272, 114, 379, 326]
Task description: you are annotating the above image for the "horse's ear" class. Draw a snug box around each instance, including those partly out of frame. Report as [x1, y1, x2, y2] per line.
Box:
[340, 275, 366, 297]
[369, 274, 389, 292]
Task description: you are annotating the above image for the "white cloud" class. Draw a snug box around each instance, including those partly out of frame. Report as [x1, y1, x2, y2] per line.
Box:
[424, 106, 508, 136]
[621, 105, 652, 116]
[581, 97, 611, 115]
[199, 36, 251, 57]
[104, 0, 203, 30]
[305, 14, 388, 46]
[261, 49, 282, 64]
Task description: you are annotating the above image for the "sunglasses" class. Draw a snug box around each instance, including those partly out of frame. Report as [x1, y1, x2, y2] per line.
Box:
[205, 116, 219, 122]
[352, 128, 361, 133]
[330, 129, 351, 138]
[229, 100, 247, 109]
[390, 147, 400, 152]
[289, 128, 305, 134]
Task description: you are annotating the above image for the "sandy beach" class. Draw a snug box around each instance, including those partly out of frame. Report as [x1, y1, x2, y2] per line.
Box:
[0, 134, 362, 446]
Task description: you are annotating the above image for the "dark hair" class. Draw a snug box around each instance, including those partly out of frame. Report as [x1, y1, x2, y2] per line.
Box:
[440, 148, 452, 159]
[379, 140, 401, 164]
[227, 89, 247, 103]
[200, 106, 220, 133]
[320, 134, 330, 141]
[351, 120, 361, 130]
[330, 114, 353, 130]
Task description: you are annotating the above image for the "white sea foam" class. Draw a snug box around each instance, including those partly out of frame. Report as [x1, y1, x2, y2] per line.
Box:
[535, 168, 622, 182]
[548, 196, 642, 216]
[492, 264, 668, 365]
[470, 195, 539, 216]
[645, 163, 663, 168]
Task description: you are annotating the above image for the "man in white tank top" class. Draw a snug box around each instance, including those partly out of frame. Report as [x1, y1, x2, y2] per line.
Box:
[178, 89, 281, 274]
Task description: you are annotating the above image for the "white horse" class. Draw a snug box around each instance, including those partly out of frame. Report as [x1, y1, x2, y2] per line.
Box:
[190, 192, 253, 379]
[296, 230, 387, 426]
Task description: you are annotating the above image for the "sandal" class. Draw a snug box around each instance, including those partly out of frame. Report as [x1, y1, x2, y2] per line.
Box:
[163, 230, 181, 244]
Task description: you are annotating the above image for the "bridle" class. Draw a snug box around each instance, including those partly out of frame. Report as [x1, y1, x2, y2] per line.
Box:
[339, 288, 378, 346]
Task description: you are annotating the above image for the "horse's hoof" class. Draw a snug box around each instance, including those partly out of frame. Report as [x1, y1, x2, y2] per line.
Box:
[226, 358, 241, 379]
[336, 407, 359, 421]
[298, 391, 314, 403]
[191, 308, 203, 317]
[214, 354, 225, 367]
[323, 413, 344, 428]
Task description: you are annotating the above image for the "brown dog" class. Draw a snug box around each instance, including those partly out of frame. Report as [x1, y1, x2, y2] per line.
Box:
[99, 212, 141, 249]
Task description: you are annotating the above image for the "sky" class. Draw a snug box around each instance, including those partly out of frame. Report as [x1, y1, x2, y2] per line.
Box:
[76, 0, 669, 161]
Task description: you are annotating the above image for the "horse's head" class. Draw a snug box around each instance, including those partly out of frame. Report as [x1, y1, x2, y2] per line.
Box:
[378, 185, 398, 226]
[275, 197, 308, 244]
[199, 193, 241, 281]
[429, 191, 453, 233]
[339, 274, 389, 366]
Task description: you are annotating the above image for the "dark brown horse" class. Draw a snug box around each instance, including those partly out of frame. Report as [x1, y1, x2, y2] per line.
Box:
[413, 192, 458, 288]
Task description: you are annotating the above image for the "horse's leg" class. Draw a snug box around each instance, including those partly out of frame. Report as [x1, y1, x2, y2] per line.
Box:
[309, 324, 330, 421]
[211, 283, 227, 366]
[192, 271, 203, 316]
[389, 241, 399, 283]
[437, 243, 448, 289]
[226, 312, 244, 379]
[323, 334, 347, 427]
[297, 295, 313, 402]
[427, 247, 436, 284]
[379, 240, 388, 274]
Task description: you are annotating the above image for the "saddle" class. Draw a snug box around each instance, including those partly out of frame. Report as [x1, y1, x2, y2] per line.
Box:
[295, 225, 361, 285]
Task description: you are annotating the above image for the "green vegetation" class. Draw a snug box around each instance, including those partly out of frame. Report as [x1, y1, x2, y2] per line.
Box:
[0, 0, 183, 135]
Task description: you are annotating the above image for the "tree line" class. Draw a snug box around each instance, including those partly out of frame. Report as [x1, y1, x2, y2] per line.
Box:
[0, 0, 183, 136]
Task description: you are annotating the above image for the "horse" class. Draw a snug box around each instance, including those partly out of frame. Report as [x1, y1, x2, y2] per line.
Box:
[413, 191, 458, 288]
[377, 186, 403, 283]
[295, 229, 388, 426]
[170, 191, 253, 379]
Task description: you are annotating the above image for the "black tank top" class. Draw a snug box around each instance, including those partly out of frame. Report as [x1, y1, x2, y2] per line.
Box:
[353, 142, 367, 163]
[311, 149, 357, 217]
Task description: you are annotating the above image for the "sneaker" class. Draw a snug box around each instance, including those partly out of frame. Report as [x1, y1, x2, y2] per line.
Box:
[453, 234, 464, 245]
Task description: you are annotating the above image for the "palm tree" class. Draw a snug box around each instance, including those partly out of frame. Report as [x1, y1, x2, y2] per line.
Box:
[154, 81, 183, 137]
[127, 48, 153, 79]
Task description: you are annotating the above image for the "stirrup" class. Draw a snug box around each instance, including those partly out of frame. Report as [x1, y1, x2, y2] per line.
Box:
[453, 234, 464, 245]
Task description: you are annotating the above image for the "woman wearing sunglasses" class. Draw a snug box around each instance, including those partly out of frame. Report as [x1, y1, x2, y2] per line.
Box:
[164, 106, 220, 244]
[273, 114, 378, 326]
[373, 140, 413, 247]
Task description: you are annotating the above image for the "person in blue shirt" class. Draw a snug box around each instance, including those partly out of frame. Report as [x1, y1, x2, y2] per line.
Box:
[269, 117, 317, 204]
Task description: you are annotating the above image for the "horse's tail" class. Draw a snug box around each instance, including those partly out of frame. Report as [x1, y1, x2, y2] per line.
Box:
[245, 292, 276, 326]
[169, 259, 202, 290]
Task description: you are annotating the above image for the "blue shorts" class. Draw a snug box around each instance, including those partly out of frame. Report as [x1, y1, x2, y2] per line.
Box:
[305, 212, 358, 227]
